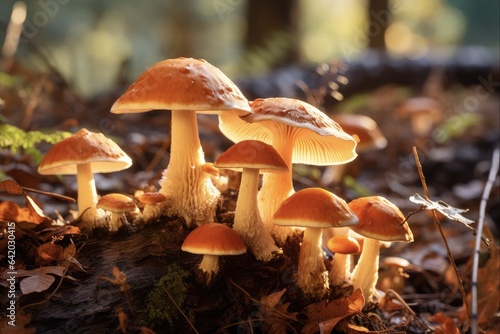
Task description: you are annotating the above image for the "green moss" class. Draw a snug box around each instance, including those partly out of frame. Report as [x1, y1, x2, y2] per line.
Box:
[146, 263, 193, 326]
[0, 124, 72, 164]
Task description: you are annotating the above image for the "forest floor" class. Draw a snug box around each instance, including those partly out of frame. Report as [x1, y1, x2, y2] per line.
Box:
[0, 57, 499, 334]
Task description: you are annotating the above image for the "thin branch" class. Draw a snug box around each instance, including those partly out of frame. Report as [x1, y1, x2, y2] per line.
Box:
[471, 146, 499, 334]
[412, 147, 470, 325]
[160, 283, 200, 334]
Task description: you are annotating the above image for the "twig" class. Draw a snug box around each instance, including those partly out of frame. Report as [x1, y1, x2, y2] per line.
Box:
[160, 283, 199, 334]
[471, 146, 499, 334]
[21, 186, 76, 202]
[412, 147, 471, 325]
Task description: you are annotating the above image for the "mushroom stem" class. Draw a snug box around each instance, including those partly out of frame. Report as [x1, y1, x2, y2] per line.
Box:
[159, 110, 220, 227]
[199, 254, 220, 283]
[329, 254, 352, 286]
[76, 163, 100, 223]
[108, 212, 128, 232]
[298, 227, 329, 299]
[350, 238, 381, 301]
[258, 128, 296, 243]
[234, 168, 279, 261]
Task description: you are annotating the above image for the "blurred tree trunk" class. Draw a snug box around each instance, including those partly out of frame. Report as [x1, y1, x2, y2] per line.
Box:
[367, 0, 390, 49]
[244, 0, 299, 66]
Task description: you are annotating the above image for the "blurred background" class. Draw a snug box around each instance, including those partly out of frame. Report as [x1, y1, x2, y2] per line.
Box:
[1, 0, 499, 97]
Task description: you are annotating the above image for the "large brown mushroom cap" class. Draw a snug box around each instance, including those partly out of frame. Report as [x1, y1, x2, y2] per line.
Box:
[37, 128, 132, 175]
[110, 57, 250, 115]
[219, 97, 358, 165]
[348, 196, 413, 242]
[273, 187, 358, 228]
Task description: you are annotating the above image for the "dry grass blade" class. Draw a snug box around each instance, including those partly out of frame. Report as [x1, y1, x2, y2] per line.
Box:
[412, 146, 470, 328]
[471, 146, 499, 334]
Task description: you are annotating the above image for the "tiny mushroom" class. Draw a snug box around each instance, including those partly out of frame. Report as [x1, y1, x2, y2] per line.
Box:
[348, 196, 413, 302]
[137, 192, 167, 221]
[326, 235, 360, 287]
[111, 57, 251, 227]
[181, 222, 247, 284]
[214, 140, 287, 261]
[96, 193, 137, 232]
[273, 187, 358, 300]
[220, 97, 357, 243]
[38, 128, 132, 228]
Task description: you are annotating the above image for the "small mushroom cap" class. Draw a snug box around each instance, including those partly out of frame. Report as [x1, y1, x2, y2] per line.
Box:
[97, 193, 137, 213]
[273, 187, 358, 228]
[219, 97, 358, 165]
[348, 196, 414, 242]
[331, 114, 387, 152]
[181, 222, 247, 256]
[137, 192, 167, 205]
[214, 140, 288, 173]
[382, 256, 411, 268]
[38, 128, 132, 175]
[110, 57, 251, 116]
[326, 235, 360, 254]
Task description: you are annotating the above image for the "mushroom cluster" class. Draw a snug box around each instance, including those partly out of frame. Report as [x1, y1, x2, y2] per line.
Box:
[36, 57, 415, 304]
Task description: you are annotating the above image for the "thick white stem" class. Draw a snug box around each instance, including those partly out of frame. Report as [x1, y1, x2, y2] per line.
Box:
[234, 168, 279, 261]
[298, 228, 329, 299]
[350, 238, 380, 301]
[76, 163, 101, 224]
[258, 128, 296, 243]
[329, 254, 351, 286]
[159, 110, 220, 226]
[108, 212, 127, 232]
[199, 254, 219, 284]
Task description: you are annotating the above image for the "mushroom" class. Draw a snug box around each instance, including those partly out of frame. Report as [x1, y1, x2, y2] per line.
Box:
[96, 193, 137, 232]
[137, 192, 167, 221]
[396, 96, 443, 137]
[273, 187, 358, 300]
[111, 57, 251, 227]
[219, 97, 357, 243]
[181, 222, 247, 284]
[322, 113, 387, 185]
[38, 128, 132, 228]
[214, 140, 287, 261]
[348, 196, 413, 302]
[326, 235, 360, 287]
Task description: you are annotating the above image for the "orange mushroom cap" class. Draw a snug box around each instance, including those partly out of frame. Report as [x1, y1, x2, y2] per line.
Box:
[181, 223, 247, 256]
[273, 188, 358, 229]
[110, 57, 250, 115]
[348, 196, 413, 242]
[326, 235, 361, 254]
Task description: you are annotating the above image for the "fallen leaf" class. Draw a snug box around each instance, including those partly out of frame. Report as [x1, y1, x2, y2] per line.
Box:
[0, 179, 24, 195]
[36, 242, 64, 264]
[409, 193, 475, 226]
[1, 266, 68, 279]
[257, 288, 298, 334]
[20, 274, 56, 294]
[0, 310, 36, 334]
[302, 289, 365, 334]
[428, 312, 460, 334]
[0, 193, 52, 225]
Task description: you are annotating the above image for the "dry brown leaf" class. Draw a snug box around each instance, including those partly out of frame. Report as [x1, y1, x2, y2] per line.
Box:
[0, 193, 51, 225]
[20, 274, 56, 294]
[459, 244, 500, 330]
[36, 242, 64, 264]
[257, 288, 298, 334]
[1, 266, 68, 279]
[302, 289, 365, 334]
[0, 310, 36, 334]
[428, 312, 460, 334]
[0, 179, 24, 195]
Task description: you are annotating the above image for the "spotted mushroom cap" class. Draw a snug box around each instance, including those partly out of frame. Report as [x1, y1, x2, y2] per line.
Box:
[273, 187, 358, 229]
[38, 128, 132, 175]
[219, 97, 358, 165]
[348, 196, 414, 242]
[110, 57, 251, 116]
